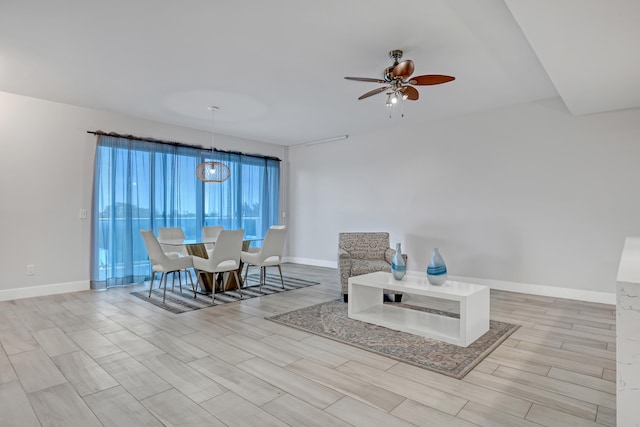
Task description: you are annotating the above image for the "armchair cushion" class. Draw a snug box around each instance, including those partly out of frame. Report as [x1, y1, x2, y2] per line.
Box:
[351, 259, 391, 276]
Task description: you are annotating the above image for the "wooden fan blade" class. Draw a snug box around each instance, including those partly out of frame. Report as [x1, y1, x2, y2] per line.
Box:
[408, 75, 455, 85]
[358, 86, 389, 100]
[392, 60, 414, 80]
[344, 77, 387, 83]
[402, 86, 419, 101]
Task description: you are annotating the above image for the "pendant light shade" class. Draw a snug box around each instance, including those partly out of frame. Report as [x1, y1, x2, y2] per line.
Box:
[196, 160, 230, 182]
[197, 106, 230, 183]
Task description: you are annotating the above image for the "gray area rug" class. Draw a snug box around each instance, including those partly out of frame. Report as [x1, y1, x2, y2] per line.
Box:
[131, 274, 319, 314]
[267, 299, 519, 379]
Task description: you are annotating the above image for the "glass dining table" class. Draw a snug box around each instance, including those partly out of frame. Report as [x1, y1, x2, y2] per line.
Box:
[158, 237, 257, 293]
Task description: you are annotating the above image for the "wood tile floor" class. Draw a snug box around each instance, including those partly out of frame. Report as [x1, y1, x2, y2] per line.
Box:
[0, 264, 616, 426]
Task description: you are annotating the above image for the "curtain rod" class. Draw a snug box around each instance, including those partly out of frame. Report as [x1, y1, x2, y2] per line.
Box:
[87, 130, 281, 162]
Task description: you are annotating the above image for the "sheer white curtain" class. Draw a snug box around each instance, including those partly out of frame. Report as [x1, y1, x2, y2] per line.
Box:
[90, 135, 279, 289]
[205, 151, 280, 242]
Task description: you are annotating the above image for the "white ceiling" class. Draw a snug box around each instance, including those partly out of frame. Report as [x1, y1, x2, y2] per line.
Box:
[504, 0, 640, 117]
[1, 0, 638, 146]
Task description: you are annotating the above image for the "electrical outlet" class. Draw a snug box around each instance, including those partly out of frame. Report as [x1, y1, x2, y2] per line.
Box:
[26, 264, 36, 275]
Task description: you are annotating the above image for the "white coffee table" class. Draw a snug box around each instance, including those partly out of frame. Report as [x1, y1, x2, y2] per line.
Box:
[348, 272, 489, 347]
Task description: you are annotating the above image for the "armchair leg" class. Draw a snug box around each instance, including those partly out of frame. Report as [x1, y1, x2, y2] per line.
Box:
[277, 264, 285, 289]
[148, 272, 156, 298]
[259, 267, 265, 292]
[234, 270, 243, 298]
[243, 264, 250, 284]
[194, 270, 202, 293]
[162, 273, 169, 303]
[343, 294, 348, 303]
[187, 270, 196, 298]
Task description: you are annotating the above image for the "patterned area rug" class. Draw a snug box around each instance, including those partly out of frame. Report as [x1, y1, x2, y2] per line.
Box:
[267, 299, 519, 379]
[131, 274, 319, 314]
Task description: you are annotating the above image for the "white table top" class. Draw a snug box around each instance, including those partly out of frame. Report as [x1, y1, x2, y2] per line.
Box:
[158, 237, 262, 246]
[158, 238, 217, 246]
[348, 271, 488, 299]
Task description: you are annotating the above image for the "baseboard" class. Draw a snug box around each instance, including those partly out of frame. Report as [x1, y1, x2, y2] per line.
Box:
[447, 274, 615, 305]
[282, 258, 615, 304]
[0, 281, 90, 302]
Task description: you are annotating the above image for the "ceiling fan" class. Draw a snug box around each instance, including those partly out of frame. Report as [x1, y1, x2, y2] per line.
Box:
[345, 49, 455, 106]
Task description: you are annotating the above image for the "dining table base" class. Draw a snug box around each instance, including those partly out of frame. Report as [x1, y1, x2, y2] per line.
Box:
[187, 240, 251, 293]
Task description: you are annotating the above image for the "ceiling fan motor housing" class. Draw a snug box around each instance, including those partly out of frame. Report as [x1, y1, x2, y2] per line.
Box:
[385, 50, 404, 81]
[389, 49, 403, 62]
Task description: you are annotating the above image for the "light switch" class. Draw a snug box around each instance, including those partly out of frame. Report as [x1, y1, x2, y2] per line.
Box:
[79, 209, 87, 219]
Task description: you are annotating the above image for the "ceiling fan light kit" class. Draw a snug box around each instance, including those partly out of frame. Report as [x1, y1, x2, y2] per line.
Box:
[345, 49, 455, 117]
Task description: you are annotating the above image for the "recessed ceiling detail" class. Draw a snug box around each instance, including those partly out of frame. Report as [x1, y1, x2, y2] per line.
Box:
[504, 0, 640, 116]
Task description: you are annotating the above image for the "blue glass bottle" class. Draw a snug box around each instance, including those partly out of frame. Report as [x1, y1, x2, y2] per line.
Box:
[391, 243, 406, 280]
[427, 248, 447, 285]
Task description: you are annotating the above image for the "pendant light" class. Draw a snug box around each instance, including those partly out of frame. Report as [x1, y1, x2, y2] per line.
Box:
[196, 106, 230, 183]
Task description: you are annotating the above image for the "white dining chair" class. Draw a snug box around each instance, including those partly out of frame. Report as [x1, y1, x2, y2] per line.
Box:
[140, 230, 195, 303]
[202, 225, 223, 252]
[158, 226, 191, 290]
[241, 226, 287, 291]
[158, 227, 188, 257]
[192, 229, 244, 302]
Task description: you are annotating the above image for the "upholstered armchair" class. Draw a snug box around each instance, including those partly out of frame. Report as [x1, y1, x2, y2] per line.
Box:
[338, 232, 408, 303]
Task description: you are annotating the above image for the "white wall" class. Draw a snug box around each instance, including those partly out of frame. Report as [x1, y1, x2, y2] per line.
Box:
[3, 91, 638, 301]
[0, 91, 284, 299]
[287, 98, 640, 298]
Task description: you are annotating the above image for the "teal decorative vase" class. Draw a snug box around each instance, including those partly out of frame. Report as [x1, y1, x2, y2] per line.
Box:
[427, 248, 447, 285]
[391, 243, 406, 280]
